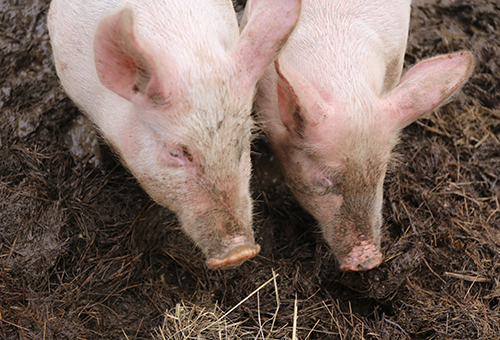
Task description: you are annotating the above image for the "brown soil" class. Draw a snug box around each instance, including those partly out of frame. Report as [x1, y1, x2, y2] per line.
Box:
[1, 0, 499, 339]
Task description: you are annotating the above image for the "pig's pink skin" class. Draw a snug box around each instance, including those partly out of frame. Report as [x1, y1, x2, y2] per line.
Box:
[48, 0, 301, 268]
[253, 0, 474, 271]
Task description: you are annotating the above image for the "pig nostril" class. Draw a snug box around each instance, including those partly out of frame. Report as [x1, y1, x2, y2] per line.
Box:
[357, 256, 382, 271]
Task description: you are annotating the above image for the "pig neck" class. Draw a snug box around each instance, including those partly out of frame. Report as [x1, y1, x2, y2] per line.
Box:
[131, 0, 240, 62]
[275, 0, 410, 161]
[283, 0, 409, 103]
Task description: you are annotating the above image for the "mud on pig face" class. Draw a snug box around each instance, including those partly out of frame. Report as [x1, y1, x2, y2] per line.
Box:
[275, 113, 394, 271]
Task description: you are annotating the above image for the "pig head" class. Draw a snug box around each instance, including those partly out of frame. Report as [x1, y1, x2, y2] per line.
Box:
[255, 0, 474, 271]
[48, 0, 301, 269]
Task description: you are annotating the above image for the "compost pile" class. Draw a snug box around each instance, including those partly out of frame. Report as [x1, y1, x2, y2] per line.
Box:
[1, 0, 499, 339]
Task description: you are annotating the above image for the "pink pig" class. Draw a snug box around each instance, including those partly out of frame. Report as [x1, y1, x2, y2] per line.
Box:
[251, 0, 474, 270]
[48, 0, 301, 269]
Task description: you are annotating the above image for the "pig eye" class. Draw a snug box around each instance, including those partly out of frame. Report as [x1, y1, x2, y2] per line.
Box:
[165, 144, 194, 167]
[166, 147, 185, 166]
[168, 149, 181, 158]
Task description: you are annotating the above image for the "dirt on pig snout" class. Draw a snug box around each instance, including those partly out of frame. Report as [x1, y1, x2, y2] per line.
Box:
[1, 0, 500, 339]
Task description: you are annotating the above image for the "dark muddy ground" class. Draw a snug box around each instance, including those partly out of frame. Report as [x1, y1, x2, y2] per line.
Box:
[1, 0, 500, 339]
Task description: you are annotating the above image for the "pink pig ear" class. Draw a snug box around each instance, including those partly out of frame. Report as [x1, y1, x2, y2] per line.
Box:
[231, 0, 301, 90]
[275, 58, 330, 138]
[94, 7, 173, 107]
[382, 51, 475, 129]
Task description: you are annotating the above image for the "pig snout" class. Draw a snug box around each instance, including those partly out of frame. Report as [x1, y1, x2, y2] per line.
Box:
[181, 201, 260, 270]
[206, 236, 261, 269]
[338, 240, 382, 271]
[321, 213, 383, 272]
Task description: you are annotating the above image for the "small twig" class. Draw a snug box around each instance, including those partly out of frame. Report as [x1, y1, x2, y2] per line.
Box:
[444, 272, 491, 283]
[199, 274, 278, 333]
[384, 316, 409, 337]
[292, 293, 298, 340]
[415, 120, 451, 137]
[266, 269, 280, 340]
[6, 237, 17, 265]
[322, 301, 343, 340]
[0, 318, 29, 332]
[304, 319, 320, 340]
[423, 258, 446, 284]
[256, 292, 262, 339]
[135, 316, 144, 339]
[438, 191, 481, 206]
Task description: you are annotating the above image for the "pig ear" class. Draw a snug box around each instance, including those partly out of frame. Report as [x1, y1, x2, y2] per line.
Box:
[94, 7, 172, 106]
[382, 51, 474, 129]
[275, 58, 330, 137]
[231, 0, 301, 89]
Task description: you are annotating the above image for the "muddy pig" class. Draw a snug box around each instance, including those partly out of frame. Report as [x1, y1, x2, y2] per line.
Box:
[48, 0, 301, 269]
[252, 0, 474, 271]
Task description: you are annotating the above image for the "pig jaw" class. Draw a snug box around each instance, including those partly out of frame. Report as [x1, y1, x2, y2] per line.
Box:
[180, 198, 258, 270]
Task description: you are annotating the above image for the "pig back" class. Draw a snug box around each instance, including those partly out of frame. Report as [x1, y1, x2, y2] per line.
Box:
[281, 0, 411, 99]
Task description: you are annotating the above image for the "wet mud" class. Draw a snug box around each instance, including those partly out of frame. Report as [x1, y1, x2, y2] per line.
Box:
[1, 0, 500, 339]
